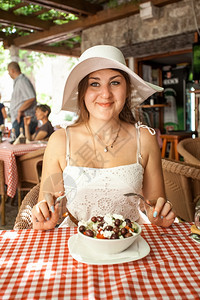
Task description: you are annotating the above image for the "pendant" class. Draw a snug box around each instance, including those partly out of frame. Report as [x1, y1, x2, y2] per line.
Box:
[104, 146, 108, 153]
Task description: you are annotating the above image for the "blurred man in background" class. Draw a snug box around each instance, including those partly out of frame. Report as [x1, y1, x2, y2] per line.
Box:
[8, 61, 37, 137]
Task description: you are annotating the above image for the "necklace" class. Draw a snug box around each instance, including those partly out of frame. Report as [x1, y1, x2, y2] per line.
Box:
[86, 122, 121, 153]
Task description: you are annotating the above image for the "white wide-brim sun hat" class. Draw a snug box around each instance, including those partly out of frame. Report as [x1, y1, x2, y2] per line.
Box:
[61, 45, 163, 112]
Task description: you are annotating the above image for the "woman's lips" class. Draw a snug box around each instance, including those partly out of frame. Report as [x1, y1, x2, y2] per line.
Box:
[97, 102, 113, 107]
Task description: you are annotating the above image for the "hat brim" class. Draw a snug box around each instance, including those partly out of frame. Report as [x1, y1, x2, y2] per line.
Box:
[61, 57, 163, 112]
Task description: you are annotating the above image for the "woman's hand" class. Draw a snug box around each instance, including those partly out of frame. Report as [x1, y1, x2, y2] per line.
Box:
[146, 197, 176, 227]
[32, 192, 65, 230]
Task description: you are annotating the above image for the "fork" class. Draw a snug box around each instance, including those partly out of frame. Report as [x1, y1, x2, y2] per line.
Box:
[55, 193, 67, 205]
[123, 192, 153, 208]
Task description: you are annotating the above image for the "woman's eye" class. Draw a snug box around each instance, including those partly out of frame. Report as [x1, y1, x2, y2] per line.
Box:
[111, 81, 120, 86]
[90, 82, 99, 87]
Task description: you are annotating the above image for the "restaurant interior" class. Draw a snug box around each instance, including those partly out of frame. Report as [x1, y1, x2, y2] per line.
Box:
[0, 1, 199, 299]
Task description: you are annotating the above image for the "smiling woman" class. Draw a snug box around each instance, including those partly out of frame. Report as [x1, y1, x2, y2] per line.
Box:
[31, 45, 176, 231]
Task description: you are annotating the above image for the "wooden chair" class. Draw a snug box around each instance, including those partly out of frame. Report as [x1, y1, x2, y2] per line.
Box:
[162, 158, 200, 222]
[14, 183, 40, 230]
[0, 160, 6, 226]
[16, 148, 45, 208]
[177, 137, 200, 166]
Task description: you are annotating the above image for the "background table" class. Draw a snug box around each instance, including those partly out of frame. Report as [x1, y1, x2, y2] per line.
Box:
[0, 223, 199, 299]
[0, 140, 47, 198]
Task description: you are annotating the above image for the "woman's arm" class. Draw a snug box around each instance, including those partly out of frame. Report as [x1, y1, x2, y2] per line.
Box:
[142, 130, 165, 200]
[33, 130, 47, 141]
[141, 129, 176, 227]
[32, 128, 67, 230]
[24, 116, 33, 141]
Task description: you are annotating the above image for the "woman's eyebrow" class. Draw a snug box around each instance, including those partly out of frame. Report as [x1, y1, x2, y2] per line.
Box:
[88, 75, 122, 80]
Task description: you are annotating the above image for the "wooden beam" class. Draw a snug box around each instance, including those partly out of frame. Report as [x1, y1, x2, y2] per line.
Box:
[41, 33, 81, 44]
[12, 1, 140, 48]
[12, 0, 182, 48]
[0, 9, 52, 31]
[22, 44, 81, 57]
[25, 0, 102, 15]
[10, 2, 31, 12]
[150, 0, 183, 7]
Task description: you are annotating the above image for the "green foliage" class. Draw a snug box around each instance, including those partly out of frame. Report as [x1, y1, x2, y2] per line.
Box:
[15, 4, 42, 16]
[50, 36, 81, 48]
[0, 42, 52, 77]
[0, 0, 21, 10]
[18, 50, 46, 75]
[0, 0, 79, 41]
[0, 43, 10, 76]
[37, 93, 52, 106]
[64, 114, 73, 121]
[0, 24, 29, 36]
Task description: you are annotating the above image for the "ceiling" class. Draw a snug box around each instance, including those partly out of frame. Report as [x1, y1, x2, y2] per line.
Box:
[0, 0, 183, 57]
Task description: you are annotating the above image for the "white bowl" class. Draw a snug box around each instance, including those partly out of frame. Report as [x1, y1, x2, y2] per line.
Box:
[77, 222, 142, 254]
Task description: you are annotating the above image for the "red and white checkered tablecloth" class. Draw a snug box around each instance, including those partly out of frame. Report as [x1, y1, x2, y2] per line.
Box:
[0, 141, 46, 198]
[0, 223, 199, 299]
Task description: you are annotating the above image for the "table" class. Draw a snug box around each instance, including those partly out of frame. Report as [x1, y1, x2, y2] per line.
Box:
[0, 140, 47, 198]
[0, 223, 199, 299]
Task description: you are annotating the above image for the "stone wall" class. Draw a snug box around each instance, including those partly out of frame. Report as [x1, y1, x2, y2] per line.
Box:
[82, 0, 200, 58]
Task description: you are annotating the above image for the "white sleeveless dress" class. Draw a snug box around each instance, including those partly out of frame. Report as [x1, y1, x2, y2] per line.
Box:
[59, 123, 154, 227]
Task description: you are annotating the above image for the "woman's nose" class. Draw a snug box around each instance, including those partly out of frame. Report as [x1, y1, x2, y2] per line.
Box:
[100, 85, 112, 98]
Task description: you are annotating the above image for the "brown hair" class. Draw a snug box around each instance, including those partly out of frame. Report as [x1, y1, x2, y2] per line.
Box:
[74, 69, 136, 125]
[36, 104, 51, 117]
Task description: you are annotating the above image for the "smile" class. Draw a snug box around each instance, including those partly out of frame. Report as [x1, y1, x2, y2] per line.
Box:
[97, 102, 113, 107]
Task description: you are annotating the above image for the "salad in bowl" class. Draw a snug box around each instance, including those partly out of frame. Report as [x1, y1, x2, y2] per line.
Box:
[77, 213, 142, 254]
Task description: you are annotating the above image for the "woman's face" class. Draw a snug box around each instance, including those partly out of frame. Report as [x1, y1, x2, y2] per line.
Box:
[35, 108, 47, 120]
[84, 69, 127, 121]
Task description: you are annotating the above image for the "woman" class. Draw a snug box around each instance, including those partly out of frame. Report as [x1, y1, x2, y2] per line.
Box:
[24, 104, 54, 141]
[32, 45, 176, 230]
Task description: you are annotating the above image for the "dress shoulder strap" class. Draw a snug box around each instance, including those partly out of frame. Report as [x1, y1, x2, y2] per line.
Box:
[135, 121, 156, 163]
[65, 127, 70, 165]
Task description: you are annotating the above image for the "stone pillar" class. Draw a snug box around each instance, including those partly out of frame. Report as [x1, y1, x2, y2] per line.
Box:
[9, 45, 19, 62]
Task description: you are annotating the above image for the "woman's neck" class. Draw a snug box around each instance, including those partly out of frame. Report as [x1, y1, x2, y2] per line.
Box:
[40, 117, 48, 125]
[88, 117, 120, 132]
[87, 118, 121, 144]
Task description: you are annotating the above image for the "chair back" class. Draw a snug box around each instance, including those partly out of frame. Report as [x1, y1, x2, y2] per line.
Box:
[14, 183, 40, 230]
[17, 148, 45, 185]
[16, 148, 45, 208]
[162, 159, 200, 222]
[177, 137, 200, 165]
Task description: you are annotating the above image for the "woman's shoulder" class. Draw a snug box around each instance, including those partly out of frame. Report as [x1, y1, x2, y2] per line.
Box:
[43, 128, 66, 159]
[49, 127, 66, 141]
[45, 128, 65, 149]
